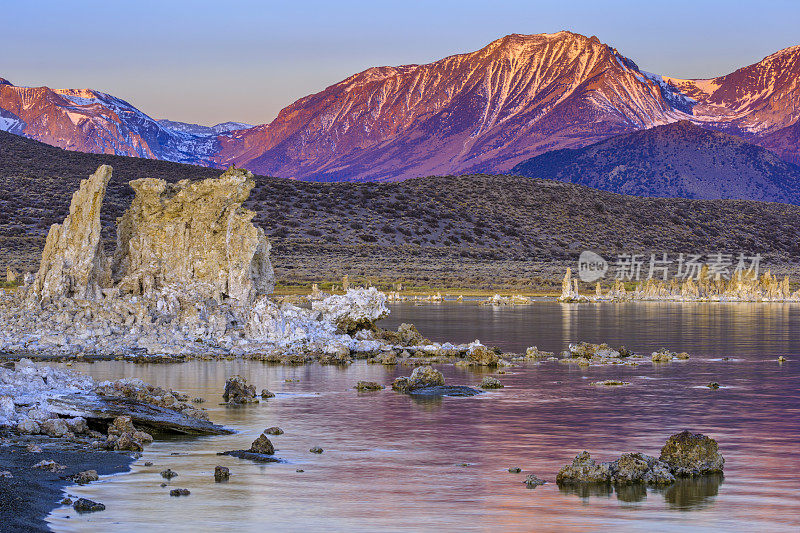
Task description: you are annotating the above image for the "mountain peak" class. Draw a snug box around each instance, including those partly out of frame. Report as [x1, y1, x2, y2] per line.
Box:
[0, 78, 12, 86]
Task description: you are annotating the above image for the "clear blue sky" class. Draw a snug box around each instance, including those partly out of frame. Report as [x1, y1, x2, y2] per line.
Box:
[3, 0, 798, 125]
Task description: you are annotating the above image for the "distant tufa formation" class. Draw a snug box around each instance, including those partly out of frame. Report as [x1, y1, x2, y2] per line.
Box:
[560, 266, 800, 302]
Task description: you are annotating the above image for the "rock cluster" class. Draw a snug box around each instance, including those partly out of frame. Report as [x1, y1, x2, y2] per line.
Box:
[556, 431, 724, 487]
[103, 415, 153, 451]
[0, 165, 393, 359]
[560, 342, 643, 366]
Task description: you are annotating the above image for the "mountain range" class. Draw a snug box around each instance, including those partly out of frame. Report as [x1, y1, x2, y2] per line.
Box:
[512, 121, 800, 203]
[1, 31, 799, 192]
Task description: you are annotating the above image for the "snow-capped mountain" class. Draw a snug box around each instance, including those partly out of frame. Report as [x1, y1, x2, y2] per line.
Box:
[1, 32, 799, 182]
[213, 32, 695, 181]
[0, 80, 222, 165]
[157, 119, 253, 136]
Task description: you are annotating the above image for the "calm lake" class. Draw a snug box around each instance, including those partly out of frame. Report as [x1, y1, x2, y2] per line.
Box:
[48, 301, 800, 532]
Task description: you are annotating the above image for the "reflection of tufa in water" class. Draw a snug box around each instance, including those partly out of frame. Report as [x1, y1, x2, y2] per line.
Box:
[560, 474, 724, 508]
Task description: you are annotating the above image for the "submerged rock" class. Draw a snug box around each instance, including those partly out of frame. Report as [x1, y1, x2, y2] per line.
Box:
[556, 452, 615, 484]
[614, 453, 675, 485]
[160, 469, 178, 479]
[260, 389, 275, 399]
[72, 470, 99, 485]
[250, 433, 275, 455]
[355, 381, 384, 392]
[310, 446, 324, 454]
[391, 365, 445, 393]
[214, 466, 230, 482]
[408, 385, 482, 397]
[659, 431, 724, 476]
[591, 380, 631, 387]
[223, 376, 257, 404]
[73, 498, 105, 513]
[264, 426, 284, 435]
[479, 376, 504, 389]
[218, 432, 279, 462]
[508, 467, 522, 473]
[524, 474, 547, 488]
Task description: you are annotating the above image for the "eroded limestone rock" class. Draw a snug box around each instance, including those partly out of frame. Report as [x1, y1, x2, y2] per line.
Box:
[112, 168, 274, 304]
[28, 165, 112, 302]
[660, 431, 725, 476]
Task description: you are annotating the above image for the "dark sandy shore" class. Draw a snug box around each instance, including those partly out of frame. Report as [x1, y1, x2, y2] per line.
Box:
[0, 431, 134, 532]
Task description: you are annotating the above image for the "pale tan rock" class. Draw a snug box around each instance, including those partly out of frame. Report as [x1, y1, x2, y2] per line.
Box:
[112, 168, 274, 304]
[5, 267, 18, 284]
[28, 165, 112, 302]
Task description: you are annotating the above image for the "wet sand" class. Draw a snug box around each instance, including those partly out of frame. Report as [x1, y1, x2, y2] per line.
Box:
[0, 431, 134, 532]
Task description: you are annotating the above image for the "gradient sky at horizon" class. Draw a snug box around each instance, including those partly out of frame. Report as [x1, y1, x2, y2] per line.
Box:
[3, 0, 798, 125]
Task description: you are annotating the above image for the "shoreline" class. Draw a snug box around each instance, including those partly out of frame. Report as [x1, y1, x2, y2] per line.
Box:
[0, 431, 135, 532]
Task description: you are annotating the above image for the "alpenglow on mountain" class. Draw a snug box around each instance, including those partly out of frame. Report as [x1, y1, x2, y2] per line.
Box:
[0, 32, 799, 182]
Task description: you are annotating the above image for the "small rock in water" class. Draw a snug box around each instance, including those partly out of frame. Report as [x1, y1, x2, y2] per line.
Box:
[659, 430, 724, 476]
[160, 469, 178, 479]
[261, 389, 275, 399]
[191, 397, 205, 403]
[73, 498, 105, 513]
[309, 446, 324, 454]
[508, 467, 522, 473]
[214, 466, 230, 482]
[264, 427, 284, 435]
[355, 381, 384, 392]
[72, 470, 99, 485]
[591, 380, 631, 387]
[144, 461, 153, 466]
[778, 356, 787, 362]
[160, 482, 167, 488]
[223, 375, 257, 404]
[707, 382, 721, 389]
[61, 497, 72, 505]
[250, 433, 275, 455]
[524, 474, 547, 488]
[480, 376, 504, 389]
[169, 488, 190, 497]
[296, 469, 304, 473]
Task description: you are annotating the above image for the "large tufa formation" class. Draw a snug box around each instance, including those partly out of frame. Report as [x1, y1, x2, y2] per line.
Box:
[1, 165, 395, 358]
[112, 168, 274, 304]
[28, 165, 112, 302]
